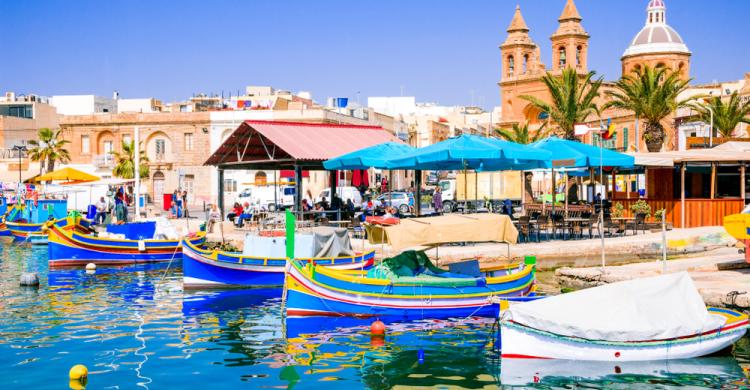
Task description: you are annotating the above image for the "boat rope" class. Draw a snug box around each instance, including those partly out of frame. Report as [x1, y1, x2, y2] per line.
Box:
[726, 290, 747, 307]
[160, 240, 183, 282]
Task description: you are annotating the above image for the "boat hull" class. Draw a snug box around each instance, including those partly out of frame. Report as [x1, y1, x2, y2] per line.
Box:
[7, 221, 46, 240]
[284, 259, 535, 320]
[500, 308, 749, 361]
[48, 224, 206, 267]
[182, 240, 375, 288]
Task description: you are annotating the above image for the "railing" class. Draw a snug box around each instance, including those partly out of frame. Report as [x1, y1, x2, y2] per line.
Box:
[611, 198, 745, 228]
[93, 154, 115, 167]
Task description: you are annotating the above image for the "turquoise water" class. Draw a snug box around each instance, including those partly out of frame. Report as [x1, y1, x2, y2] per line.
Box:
[0, 243, 748, 389]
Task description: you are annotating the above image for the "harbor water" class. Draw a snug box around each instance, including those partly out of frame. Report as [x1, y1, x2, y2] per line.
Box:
[0, 243, 748, 389]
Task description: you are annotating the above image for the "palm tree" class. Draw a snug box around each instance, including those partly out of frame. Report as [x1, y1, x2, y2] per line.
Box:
[604, 65, 692, 152]
[27, 128, 71, 175]
[111, 140, 150, 179]
[520, 68, 603, 140]
[495, 121, 549, 144]
[691, 91, 750, 138]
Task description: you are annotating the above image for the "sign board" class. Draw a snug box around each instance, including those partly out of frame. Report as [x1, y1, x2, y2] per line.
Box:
[552, 159, 576, 168]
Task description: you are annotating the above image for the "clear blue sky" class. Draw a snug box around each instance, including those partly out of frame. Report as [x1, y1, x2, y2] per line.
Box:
[1, 0, 747, 109]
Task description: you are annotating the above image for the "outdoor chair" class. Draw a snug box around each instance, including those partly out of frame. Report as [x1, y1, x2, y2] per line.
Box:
[586, 213, 600, 239]
[517, 216, 533, 243]
[631, 213, 648, 235]
[603, 215, 620, 236]
[536, 215, 550, 241]
[552, 214, 569, 240]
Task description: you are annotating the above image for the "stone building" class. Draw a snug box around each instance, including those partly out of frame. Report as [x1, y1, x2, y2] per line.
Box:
[498, 0, 694, 152]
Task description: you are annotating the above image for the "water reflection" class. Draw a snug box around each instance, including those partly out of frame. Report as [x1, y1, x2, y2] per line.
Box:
[0, 243, 747, 389]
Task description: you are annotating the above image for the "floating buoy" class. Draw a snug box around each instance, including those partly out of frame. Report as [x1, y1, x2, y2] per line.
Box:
[370, 320, 385, 335]
[85, 263, 96, 271]
[19, 272, 39, 287]
[370, 335, 385, 347]
[69, 364, 88, 381]
[69, 379, 86, 390]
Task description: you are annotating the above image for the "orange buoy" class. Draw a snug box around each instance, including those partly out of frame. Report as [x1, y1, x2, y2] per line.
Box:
[370, 335, 385, 347]
[370, 320, 385, 335]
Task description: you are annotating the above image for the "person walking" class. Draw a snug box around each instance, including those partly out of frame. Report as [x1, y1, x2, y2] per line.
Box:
[432, 185, 443, 215]
[182, 190, 189, 218]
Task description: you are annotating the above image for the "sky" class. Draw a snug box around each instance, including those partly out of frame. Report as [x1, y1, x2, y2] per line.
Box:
[1, 0, 748, 110]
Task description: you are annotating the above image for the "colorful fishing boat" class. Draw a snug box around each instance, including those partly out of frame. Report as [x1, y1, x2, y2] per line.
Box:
[284, 250, 536, 320]
[48, 223, 206, 267]
[7, 215, 92, 242]
[183, 240, 375, 289]
[5, 199, 69, 240]
[500, 272, 749, 361]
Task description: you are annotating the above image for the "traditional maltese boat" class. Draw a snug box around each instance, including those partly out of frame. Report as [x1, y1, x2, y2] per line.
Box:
[48, 221, 206, 267]
[284, 250, 536, 320]
[182, 227, 375, 288]
[500, 272, 749, 361]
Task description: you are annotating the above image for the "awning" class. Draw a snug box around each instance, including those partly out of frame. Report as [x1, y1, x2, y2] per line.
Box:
[324, 142, 414, 170]
[205, 120, 401, 169]
[33, 167, 100, 183]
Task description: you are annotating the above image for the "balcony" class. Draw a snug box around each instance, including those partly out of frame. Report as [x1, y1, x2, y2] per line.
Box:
[93, 154, 115, 168]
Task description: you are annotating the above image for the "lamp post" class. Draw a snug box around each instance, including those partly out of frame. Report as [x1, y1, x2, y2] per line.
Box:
[705, 105, 714, 147]
[12, 145, 27, 186]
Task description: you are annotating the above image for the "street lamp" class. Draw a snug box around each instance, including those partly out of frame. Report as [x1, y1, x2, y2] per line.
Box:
[12, 145, 28, 186]
[704, 105, 714, 147]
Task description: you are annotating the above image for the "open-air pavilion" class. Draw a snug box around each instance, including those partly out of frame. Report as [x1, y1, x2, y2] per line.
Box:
[204, 120, 402, 216]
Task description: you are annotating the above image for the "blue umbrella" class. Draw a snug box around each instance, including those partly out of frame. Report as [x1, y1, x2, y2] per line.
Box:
[529, 136, 635, 168]
[323, 142, 414, 170]
[387, 134, 550, 171]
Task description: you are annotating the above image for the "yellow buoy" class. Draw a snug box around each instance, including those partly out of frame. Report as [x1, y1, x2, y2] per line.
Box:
[69, 379, 86, 390]
[69, 364, 88, 381]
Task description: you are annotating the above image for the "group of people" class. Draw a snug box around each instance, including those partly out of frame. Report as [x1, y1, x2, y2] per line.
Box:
[300, 194, 356, 222]
[169, 190, 190, 218]
[93, 187, 131, 225]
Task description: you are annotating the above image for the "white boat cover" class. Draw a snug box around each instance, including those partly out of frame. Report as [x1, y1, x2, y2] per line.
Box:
[504, 272, 725, 341]
[242, 227, 354, 258]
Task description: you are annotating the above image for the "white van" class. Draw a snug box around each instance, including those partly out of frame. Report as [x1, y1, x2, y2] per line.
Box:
[316, 186, 362, 208]
[235, 185, 295, 211]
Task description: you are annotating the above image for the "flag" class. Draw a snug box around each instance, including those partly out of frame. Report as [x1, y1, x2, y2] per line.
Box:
[602, 118, 616, 140]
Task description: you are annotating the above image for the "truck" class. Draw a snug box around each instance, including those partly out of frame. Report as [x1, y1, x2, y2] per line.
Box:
[438, 171, 522, 213]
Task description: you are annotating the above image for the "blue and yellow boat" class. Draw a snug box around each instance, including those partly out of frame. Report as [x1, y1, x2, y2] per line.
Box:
[182, 237, 376, 289]
[284, 250, 536, 320]
[48, 223, 206, 267]
[5, 199, 69, 240]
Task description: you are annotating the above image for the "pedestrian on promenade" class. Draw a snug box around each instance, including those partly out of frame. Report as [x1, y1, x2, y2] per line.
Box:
[114, 189, 126, 223]
[182, 190, 189, 218]
[433, 185, 443, 215]
[206, 203, 221, 233]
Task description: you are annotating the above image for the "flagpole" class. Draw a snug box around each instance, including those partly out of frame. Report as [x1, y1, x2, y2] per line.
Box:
[134, 126, 140, 221]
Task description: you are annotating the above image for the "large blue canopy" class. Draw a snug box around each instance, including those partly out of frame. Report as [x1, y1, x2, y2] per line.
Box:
[386, 134, 551, 171]
[323, 142, 414, 170]
[529, 136, 635, 169]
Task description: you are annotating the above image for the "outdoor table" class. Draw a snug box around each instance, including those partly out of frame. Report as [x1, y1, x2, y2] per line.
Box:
[611, 217, 634, 236]
[564, 217, 589, 239]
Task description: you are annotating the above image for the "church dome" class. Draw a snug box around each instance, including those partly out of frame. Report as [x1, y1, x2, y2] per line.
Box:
[623, 0, 690, 57]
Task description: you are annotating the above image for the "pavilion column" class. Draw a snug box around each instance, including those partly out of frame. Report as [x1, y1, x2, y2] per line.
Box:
[218, 168, 225, 217]
[741, 163, 746, 201]
[294, 165, 302, 219]
[680, 163, 686, 228]
[329, 170, 337, 200]
[415, 170, 422, 217]
[710, 162, 716, 199]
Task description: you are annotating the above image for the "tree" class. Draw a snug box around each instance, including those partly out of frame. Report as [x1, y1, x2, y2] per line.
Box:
[691, 91, 750, 138]
[495, 121, 549, 144]
[520, 68, 603, 140]
[27, 128, 71, 175]
[111, 140, 150, 179]
[604, 65, 692, 151]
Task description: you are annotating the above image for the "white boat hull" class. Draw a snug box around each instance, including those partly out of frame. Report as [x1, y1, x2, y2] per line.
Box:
[500, 317, 748, 361]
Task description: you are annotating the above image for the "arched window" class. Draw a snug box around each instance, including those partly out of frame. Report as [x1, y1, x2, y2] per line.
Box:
[507, 55, 515, 76]
[559, 47, 566, 67]
[633, 64, 642, 74]
[576, 46, 582, 66]
[523, 54, 529, 74]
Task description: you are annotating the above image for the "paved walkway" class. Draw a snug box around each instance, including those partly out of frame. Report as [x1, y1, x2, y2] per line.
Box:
[555, 247, 750, 311]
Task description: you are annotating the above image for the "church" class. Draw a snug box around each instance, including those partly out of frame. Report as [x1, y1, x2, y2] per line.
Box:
[498, 0, 692, 152]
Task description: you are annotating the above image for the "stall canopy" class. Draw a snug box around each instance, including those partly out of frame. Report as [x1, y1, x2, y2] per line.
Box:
[323, 142, 414, 170]
[529, 137, 635, 168]
[386, 134, 551, 171]
[205, 120, 401, 169]
[33, 167, 100, 183]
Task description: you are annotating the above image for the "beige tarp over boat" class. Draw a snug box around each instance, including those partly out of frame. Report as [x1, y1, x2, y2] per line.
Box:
[366, 214, 518, 251]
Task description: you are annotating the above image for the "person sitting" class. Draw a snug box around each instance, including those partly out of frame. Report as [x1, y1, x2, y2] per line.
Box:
[206, 203, 221, 233]
[236, 202, 253, 228]
[313, 202, 327, 222]
[227, 202, 242, 223]
[319, 196, 330, 211]
[95, 196, 108, 224]
[344, 198, 355, 220]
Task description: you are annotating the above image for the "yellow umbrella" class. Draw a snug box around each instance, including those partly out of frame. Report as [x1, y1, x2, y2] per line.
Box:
[34, 167, 100, 183]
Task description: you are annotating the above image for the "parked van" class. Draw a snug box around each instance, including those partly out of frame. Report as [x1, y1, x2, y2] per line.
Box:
[316, 186, 362, 209]
[235, 184, 295, 211]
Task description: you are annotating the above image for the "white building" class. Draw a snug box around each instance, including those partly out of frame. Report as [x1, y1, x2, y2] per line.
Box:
[117, 98, 161, 113]
[49, 95, 117, 115]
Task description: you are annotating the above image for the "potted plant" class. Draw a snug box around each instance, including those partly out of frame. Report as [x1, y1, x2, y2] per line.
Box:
[643, 131, 663, 153]
[654, 208, 666, 222]
[629, 199, 651, 219]
[612, 202, 625, 218]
